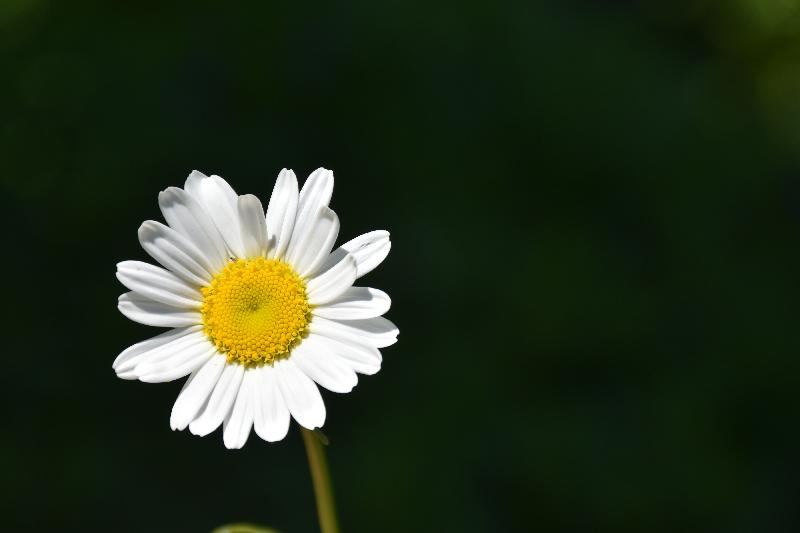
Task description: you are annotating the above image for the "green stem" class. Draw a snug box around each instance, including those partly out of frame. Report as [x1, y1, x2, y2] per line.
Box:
[301, 428, 341, 533]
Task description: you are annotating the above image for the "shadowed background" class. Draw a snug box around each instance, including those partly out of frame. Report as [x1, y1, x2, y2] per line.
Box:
[2, 0, 800, 531]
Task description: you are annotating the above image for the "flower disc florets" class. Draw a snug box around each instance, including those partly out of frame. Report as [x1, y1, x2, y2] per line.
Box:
[201, 257, 311, 366]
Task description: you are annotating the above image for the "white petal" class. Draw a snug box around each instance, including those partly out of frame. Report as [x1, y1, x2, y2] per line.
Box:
[293, 168, 333, 244]
[136, 351, 214, 383]
[170, 354, 227, 430]
[223, 367, 256, 449]
[118, 292, 201, 327]
[113, 326, 200, 377]
[134, 335, 216, 383]
[312, 334, 382, 375]
[265, 169, 299, 260]
[253, 365, 291, 442]
[184, 170, 246, 258]
[292, 336, 357, 393]
[159, 187, 228, 271]
[116, 261, 202, 309]
[310, 316, 398, 348]
[274, 358, 326, 429]
[114, 370, 141, 380]
[138, 220, 214, 285]
[319, 230, 390, 279]
[312, 287, 390, 320]
[306, 254, 356, 305]
[189, 363, 245, 437]
[129, 328, 207, 368]
[238, 194, 268, 259]
[286, 207, 339, 278]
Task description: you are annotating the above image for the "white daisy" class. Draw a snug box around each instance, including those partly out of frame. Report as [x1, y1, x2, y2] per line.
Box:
[114, 168, 397, 449]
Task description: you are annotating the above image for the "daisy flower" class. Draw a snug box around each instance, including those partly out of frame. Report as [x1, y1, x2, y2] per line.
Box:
[113, 168, 397, 449]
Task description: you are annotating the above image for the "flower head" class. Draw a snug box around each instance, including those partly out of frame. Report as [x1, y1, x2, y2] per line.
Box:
[114, 168, 397, 448]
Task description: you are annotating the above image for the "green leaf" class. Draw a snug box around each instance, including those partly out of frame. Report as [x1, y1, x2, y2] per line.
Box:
[211, 523, 281, 533]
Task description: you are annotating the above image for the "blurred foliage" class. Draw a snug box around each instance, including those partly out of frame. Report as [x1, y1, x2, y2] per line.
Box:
[1, 0, 800, 532]
[647, 0, 800, 148]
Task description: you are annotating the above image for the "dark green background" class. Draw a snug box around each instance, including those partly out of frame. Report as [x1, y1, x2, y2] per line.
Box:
[2, 1, 800, 531]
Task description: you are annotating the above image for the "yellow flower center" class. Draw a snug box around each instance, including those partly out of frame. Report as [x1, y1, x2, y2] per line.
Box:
[201, 257, 311, 366]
